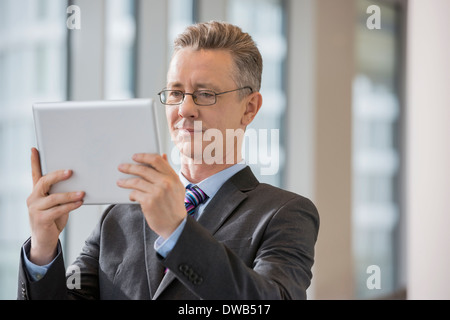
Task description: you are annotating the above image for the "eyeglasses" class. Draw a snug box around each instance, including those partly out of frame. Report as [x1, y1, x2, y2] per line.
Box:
[158, 87, 253, 106]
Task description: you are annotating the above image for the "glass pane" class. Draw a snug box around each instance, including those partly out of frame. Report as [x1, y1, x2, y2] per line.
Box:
[0, 0, 68, 299]
[168, 0, 195, 54]
[352, 0, 403, 299]
[105, 0, 137, 99]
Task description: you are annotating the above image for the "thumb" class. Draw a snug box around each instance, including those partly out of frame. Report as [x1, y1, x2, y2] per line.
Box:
[31, 147, 43, 187]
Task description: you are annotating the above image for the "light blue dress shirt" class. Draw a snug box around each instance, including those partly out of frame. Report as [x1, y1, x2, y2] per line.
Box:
[23, 161, 247, 280]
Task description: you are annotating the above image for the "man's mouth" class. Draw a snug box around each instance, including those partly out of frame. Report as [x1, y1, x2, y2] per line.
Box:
[175, 121, 205, 135]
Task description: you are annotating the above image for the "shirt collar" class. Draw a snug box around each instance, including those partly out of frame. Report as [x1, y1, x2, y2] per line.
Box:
[178, 161, 247, 200]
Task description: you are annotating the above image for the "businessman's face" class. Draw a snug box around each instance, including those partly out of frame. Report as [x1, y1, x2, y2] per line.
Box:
[165, 48, 252, 164]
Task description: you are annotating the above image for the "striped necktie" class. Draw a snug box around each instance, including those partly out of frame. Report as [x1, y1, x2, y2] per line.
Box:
[185, 184, 208, 216]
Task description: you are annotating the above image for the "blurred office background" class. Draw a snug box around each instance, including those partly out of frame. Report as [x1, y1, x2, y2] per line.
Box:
[0, 0, 448, 300]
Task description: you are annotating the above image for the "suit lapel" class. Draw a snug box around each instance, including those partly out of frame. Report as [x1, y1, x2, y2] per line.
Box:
[152, 269, 177, 299]
[148, 166, 259, 299]
[197, 181, 247, 234]
[194, 166, 259, 236]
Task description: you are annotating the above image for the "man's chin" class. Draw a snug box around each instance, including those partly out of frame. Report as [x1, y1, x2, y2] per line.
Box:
[176, 142, 203, 163]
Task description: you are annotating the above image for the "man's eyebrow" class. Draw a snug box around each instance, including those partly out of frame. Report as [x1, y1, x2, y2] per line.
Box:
[195, 83, 221, 91]
[166, 82, 183, 89]
[166, 82, 221, 91]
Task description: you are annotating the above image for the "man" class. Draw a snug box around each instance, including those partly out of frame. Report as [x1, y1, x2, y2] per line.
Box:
[18, 21, 319, 300]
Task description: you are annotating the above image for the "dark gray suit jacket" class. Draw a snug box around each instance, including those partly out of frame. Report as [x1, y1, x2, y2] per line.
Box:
[18, 166, 319, 300]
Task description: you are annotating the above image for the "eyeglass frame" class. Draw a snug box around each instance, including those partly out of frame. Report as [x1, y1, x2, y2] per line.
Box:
[157, 86, 253, 106]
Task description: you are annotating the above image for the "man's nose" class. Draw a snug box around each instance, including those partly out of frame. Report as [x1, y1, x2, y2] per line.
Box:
[178, 94, 199, 119]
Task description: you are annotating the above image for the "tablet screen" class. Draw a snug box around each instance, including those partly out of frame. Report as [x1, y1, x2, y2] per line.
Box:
[33, 99, 161, 204]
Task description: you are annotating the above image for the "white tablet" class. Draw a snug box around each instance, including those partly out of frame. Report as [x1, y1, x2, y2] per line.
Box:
[33, 99, 161, 205]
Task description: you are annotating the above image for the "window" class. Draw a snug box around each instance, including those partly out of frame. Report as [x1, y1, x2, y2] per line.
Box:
[168, 0, 196, 50]
[352, 0, 405, 299]
[0, 0, 68, 299]
[105, 0, 137, 99]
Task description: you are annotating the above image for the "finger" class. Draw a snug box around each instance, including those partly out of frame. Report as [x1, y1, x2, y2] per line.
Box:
[118, 163, 162, 183]
[117, 177, 153, 193]
[40, 191, 85, 210]
[45, 200, 84, 221]
[31, 148, 43, 187]
[35, 169, 72, 196]
[132, 153, 173, 175]
[128, 189, 147, 204]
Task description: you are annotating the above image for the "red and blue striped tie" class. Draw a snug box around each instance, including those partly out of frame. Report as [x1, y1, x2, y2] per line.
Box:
[185, 184, 208, 216]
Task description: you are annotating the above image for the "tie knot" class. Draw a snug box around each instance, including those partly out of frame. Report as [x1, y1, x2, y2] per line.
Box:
[185, 184, 208, 216]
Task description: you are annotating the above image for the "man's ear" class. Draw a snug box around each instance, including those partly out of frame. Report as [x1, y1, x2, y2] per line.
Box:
[241, 92, 263, 127]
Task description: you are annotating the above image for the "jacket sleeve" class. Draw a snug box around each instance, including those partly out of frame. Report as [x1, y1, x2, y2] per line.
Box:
[17, 238, 68, 300]
[159, 195, 320, 300]
[17, 205, 116, 300]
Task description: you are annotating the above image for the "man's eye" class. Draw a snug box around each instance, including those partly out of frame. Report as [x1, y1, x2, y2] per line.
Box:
[169, 91, 183, 98]
[197, 91, 215, 98]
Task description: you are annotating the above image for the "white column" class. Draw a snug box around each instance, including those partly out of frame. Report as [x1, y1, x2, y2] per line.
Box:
[285, 0, 317, 299]
[406, 0, 450, 300]
[285, 0, 316, 200]
[69, 0, 105, 101]
[135, 0, 170, 154]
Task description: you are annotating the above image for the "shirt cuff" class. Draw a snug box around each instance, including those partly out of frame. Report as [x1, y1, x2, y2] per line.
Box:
[154, 217, 187, 258]
[22, 245, 59, 282]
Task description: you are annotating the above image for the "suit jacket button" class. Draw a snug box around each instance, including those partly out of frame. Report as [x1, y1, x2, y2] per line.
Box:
[193, 276, 203, 285]
[179, 264, 189, 273]
[21, 282, 27, 299]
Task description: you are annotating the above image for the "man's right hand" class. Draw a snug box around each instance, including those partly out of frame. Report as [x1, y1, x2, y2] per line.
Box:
[26, 148, 85, 266]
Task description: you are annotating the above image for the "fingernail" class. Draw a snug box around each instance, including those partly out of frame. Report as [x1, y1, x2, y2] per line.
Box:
[64, 170, 71, 176]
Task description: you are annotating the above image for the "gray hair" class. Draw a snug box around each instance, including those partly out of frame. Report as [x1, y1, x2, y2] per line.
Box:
[173, 21, 263, 96]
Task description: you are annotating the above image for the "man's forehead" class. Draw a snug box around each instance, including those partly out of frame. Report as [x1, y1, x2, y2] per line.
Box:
[167, 49, 235, 89]
[169, 49, 232, 69]
[166, 81, 221, 91]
